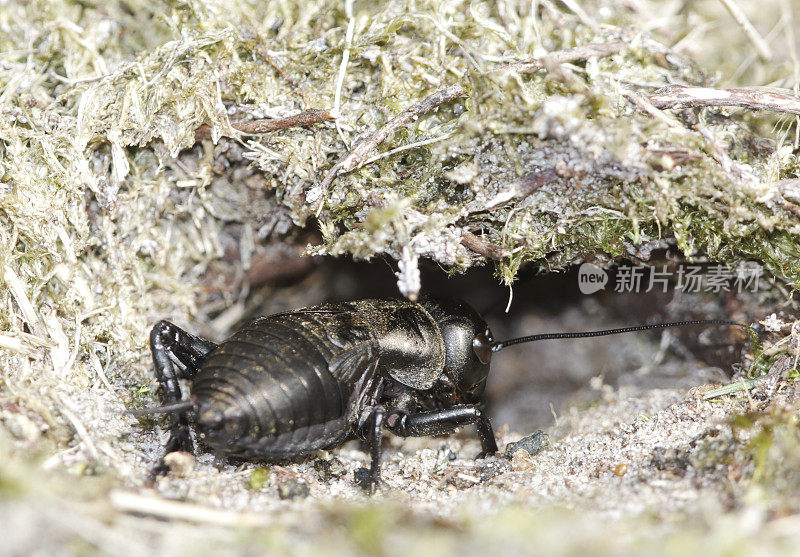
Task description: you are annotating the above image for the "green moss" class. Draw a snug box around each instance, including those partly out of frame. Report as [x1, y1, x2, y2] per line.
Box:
[345, 505, 395, 554]
[738, 408, 800, 514]
[0, 460, 28, 497]
[248, 467, 272, 491]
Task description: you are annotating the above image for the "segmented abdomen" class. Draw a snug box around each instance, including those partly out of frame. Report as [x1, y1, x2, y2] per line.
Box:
[191, 305, 376, 459]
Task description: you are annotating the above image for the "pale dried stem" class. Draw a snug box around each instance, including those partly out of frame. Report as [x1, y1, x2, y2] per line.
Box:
[55, 393, 100, 460]
[648, 85, 800, 115]
[2, 264, 44, 338]
[0, 334, 40, 358]
[333, 0, 356, 145]
[560, 0, 600, 32]
[0, 331, 53, 358]
[362, 133, 454, 166]
[496, 41, 622, 75]
[109, 490, 271, 527]
[623, 91, 685, 130]
[718, 0, 773, 61]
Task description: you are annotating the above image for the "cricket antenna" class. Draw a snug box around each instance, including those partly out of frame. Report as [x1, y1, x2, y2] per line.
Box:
[491, 319, 754, 352]
[129, 399, 197, 416]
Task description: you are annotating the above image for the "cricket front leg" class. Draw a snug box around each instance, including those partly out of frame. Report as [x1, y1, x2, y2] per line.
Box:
[386, 405, 499, 457]
[148, 320, 218, 477]
[355, 406, 386, 494]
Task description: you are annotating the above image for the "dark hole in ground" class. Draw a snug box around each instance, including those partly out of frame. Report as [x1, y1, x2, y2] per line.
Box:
[221, 256, 762, 434]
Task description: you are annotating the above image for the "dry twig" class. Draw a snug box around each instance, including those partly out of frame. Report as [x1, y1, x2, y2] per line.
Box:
[195, 109, 334, 140]
[497, 41, 622, 75]
[460, 231, 509, 260]
[648, 86, 800, 115]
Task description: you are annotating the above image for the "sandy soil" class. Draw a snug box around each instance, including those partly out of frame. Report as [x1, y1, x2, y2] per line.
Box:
[5, 282, 795, 556]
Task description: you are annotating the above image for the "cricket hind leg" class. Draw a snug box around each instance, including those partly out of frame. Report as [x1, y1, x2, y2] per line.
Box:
[148, 320, 218, 478]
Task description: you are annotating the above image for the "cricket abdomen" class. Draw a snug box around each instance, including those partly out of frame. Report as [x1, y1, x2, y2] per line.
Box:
[189, 306, 378, 459]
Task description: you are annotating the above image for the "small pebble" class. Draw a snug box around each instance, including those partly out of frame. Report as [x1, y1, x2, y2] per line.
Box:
[4, 412, 41, 443]
[248, 467, 271, 490]
[163, 451, 196, 477]
[354, 467, 374, 492]
[505, 430, 550, 458]
[480, 459, 508, 480]
[277, 478, 309, 499]
[314, 457, 347, 482]
[510, 449, 536, 471]
[651, 446, 690, 473]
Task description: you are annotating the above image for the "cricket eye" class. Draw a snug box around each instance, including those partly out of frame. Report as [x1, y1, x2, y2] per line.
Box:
[472, 332, 492, 364]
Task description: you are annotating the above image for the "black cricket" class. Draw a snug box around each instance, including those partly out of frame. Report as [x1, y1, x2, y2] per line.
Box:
[142, 296, 743, 492]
